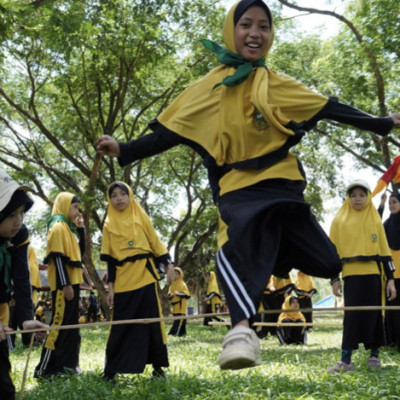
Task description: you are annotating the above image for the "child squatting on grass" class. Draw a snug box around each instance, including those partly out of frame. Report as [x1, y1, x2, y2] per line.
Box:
[276, 295, 307, 346]
[0, 169, 48, 400]
[97, 0, 400, 370]
[328, 179, 396, 372]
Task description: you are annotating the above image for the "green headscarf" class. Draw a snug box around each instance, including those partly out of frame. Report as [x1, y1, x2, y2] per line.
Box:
[47, 214, 78, 235]
[200, 39, 266, 89]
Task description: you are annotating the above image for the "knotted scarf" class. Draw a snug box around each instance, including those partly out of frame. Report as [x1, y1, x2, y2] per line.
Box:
[200, 39, 266, 89]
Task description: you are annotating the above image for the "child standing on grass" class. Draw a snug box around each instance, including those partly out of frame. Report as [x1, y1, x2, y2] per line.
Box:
[203, 271, 225, 329]
[378, 192, 400, 351]
[328, 179, 396, 373]
[276, 296, 306, 345]
[97, 0, 400, 370]
[0, 169, 48, 400]
[34, 192, 85, 378]
[168, 267, 190, 337]
[101, 182, 172, 381]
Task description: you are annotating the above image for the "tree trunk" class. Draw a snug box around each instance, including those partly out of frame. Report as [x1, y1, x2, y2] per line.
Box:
[160, 284, 170, 318]
[82, 216, 111, 321]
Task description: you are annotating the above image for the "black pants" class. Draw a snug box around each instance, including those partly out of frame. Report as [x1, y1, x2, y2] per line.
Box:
[217, 181, 341, 326]
[0, 340, 14, 400]
[35, 285, 81, 378]
[203, 303, 225, 326]
[168, 314, 187, 336]
[9, 304, 34, 348]
[342, 275, 385, 350]
[385, 278, 400, 349]
[105, 283, 169, 374]
[255, 293, 278, 338]
[86, 305, 98, 323]
[277, 319, 306, 344]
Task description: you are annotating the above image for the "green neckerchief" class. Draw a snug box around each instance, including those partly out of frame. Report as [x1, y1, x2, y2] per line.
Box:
[47, 214, 78, 235]
[0, 241, 11, 294]
[200, 39, 266, 90]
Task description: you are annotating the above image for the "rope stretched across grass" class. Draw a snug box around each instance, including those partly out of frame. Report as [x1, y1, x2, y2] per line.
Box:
[8, 305, 400, 336]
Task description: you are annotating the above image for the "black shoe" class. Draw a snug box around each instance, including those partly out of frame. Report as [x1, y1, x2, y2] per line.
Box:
[152, 367, 166, 379]
[103, 373, 116, 383]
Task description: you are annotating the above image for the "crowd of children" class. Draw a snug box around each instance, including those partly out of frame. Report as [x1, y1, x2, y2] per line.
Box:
[2, 0, 400, 397]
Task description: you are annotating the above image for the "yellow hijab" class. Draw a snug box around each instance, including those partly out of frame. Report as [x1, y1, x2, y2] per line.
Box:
[157, 0, 327, 167]
[28, 245, 41, 289]
[330, 188, 392, 262]
[169, 267, 190, 295]
[101, 182, 168, 262]
[45, 192, 81, 265]
[206, 271, 220, 296]
[278, 296, 305, 323]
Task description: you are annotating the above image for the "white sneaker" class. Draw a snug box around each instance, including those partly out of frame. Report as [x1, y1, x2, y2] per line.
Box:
[219, 325, 261, 370]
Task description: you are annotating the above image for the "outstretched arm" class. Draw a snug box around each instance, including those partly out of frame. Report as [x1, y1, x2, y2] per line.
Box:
[306, 97, 398, 136]
[97, 121, 190, 167]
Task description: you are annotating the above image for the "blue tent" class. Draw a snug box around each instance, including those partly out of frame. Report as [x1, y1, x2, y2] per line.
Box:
[313, 295, 336, 308]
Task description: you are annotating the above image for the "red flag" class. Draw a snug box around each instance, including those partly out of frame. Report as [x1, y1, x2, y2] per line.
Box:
[371, 155, 400, 197]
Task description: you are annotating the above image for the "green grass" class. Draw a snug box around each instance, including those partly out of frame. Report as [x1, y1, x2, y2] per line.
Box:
[10, 312, 400, 400]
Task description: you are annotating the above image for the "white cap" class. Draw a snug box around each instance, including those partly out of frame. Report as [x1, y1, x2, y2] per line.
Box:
[0, 169, 30, 212]
[346, 178, 371, 193]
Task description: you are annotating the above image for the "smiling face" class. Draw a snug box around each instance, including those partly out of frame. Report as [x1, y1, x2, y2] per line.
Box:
[389, 195, 400, 215]
[0, 205, 25, 239]
[349, 187, 368, 211]
[110, 186, 129, 211]
[234, 5, 271, 62]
